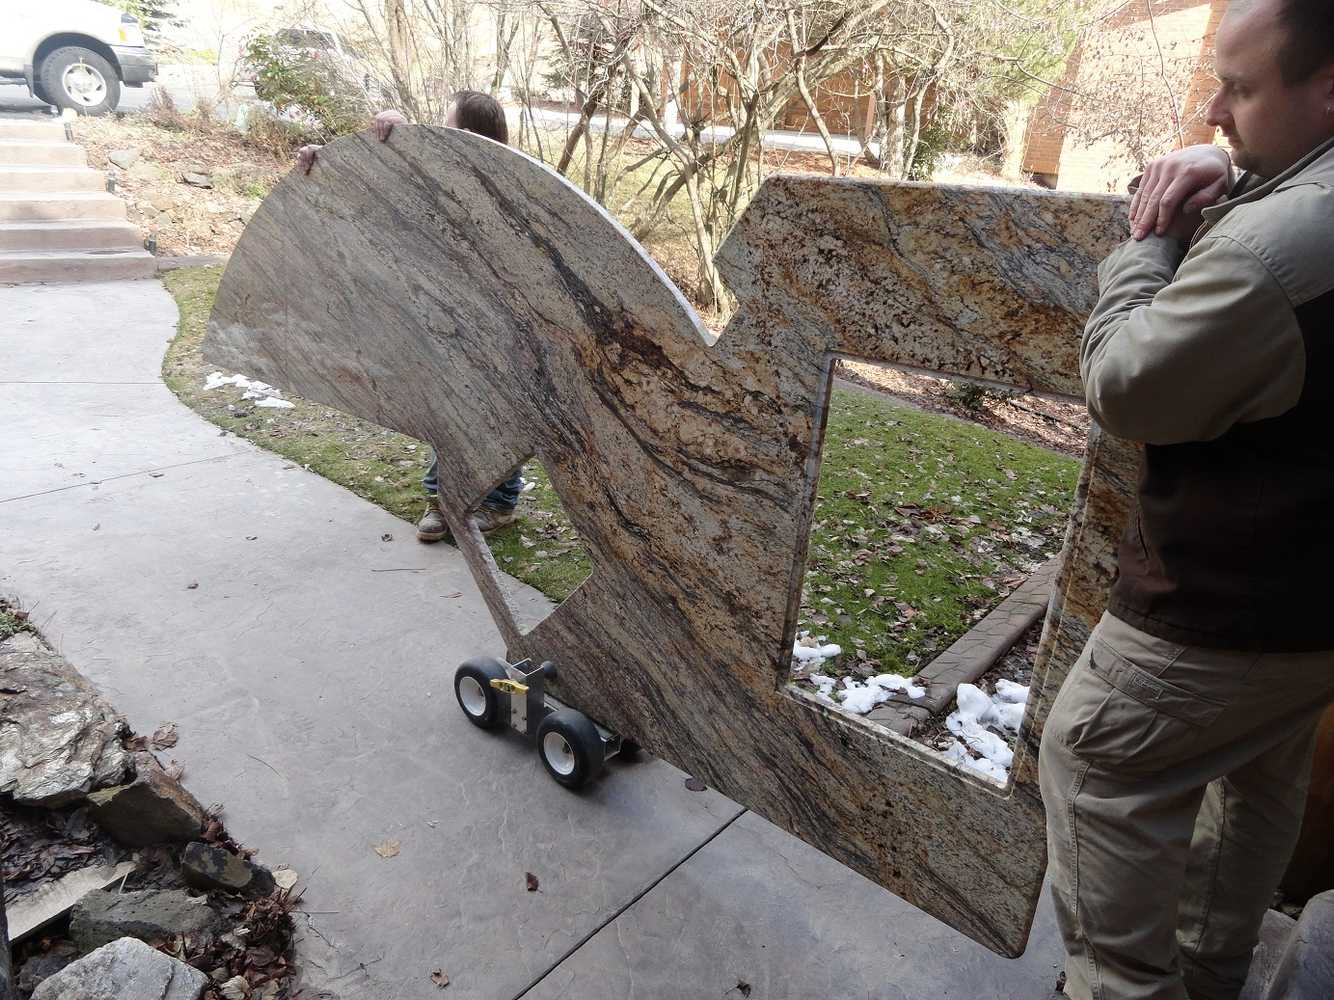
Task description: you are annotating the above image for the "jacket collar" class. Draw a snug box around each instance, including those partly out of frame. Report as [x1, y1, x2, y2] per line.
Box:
[1203, 134, 1334, 227]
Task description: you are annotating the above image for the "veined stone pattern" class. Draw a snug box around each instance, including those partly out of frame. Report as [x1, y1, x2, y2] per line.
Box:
[205, 126, 1133, 956]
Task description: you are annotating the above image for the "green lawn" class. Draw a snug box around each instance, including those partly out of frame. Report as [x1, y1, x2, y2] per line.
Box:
[805, 388, 1076, 673]
[163, 268, 1078, 676]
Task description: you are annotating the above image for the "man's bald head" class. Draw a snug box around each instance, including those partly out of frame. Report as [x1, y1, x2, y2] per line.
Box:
[1227, 0, 1334, 85]
[1210, 0, 1334, 174]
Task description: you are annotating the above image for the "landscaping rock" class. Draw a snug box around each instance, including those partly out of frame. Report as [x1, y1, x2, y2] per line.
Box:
[70, 888, 220, 952]
[31, 937, 208, 1000]
[129, 160, 166, 183]
[108, 148, 141, 169]
[181, 842, 276, 898]
[86, 759, 206, 846]
[17, 941, 80, 994]
[0, 632, 130, 807]
[182, 172, 213, 189]
[1262, 890, 1334, 999]
[147, 189, 178, 212]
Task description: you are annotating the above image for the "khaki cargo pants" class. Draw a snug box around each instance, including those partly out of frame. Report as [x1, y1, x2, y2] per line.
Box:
[1039, 613, 1334, 1000]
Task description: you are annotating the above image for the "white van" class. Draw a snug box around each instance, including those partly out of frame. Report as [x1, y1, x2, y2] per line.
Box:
[0, 0, 157, 115]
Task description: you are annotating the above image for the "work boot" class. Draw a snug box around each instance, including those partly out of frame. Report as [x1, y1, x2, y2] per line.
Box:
[473, 503, 517, 533]
[417, 496, 448, 543]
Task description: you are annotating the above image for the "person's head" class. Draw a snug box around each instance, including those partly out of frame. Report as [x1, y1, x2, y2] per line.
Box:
[1206, 0, 1334, 176]
[443, 90, 509, 146]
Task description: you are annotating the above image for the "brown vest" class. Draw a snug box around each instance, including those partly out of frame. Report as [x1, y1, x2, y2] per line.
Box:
[1109, 289, 1334, 652]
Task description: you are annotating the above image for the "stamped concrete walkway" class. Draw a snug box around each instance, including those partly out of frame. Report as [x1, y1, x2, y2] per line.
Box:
[0, 278, 1066, 999]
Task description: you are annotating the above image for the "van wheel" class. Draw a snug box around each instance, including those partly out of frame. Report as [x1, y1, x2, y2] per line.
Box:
[40, 47, 121, 116]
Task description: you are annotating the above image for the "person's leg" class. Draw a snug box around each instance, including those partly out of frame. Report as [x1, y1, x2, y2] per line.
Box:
[1042, 616, 1334, 1000]
[472, 466, 522, 532]
[1040, 635, 1206, 1000]
[484, 465, 524, 511]
[422, 452, 440, 496]
[1176, 722, 1320, 1000]
[417, 451, 447, 542]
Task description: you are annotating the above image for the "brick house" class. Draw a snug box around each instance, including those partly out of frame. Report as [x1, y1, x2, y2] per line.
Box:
[1022, 0, 1227, 193]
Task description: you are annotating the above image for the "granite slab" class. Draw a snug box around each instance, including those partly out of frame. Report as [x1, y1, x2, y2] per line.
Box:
[205, 126, 1133, 956]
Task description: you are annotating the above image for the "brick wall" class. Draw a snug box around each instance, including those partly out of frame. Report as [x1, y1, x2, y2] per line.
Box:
[1022, 0, 1227, 192]
[677, 45, 878, 140]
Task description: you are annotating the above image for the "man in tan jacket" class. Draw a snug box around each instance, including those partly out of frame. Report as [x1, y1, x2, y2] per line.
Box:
[1039, 2, 1334, 998]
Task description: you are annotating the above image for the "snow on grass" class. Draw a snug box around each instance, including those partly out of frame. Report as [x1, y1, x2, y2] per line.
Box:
[204, 371, 291, 409]
[836, 673, 927, 713]
[793, 633, 842, 664]
[796, 631, 927, 714]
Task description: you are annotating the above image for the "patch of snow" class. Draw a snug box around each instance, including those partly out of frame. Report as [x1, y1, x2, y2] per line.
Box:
[941, 740, 1010, 783]
[937, 681, 1031, 785]
[808, 673, 838, 700]
[836, 672, 928, 714]
[205, 371, 292, 410]
[793, 639, 842, 664]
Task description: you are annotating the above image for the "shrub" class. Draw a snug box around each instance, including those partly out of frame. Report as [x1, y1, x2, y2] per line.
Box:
[143, 87, 187, 131]
[243, 32, 369, 142]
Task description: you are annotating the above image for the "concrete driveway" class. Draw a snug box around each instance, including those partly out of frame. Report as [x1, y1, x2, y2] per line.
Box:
[0, 277, 1066, 999]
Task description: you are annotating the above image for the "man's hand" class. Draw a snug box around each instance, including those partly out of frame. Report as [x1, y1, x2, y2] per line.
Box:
[373, 109, 409, 142]
[296, 144, 323, 175]
[1129, 145, 1232, 242]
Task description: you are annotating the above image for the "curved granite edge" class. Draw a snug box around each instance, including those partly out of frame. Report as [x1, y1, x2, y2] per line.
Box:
[204, 125, 1133, 956]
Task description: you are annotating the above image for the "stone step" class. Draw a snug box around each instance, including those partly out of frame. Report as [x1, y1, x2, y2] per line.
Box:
[0, 120, 67, 142]
[0, 249, 157, 284]
[0, 192, 127, 222]
[0, 140, 87, 166]
[0, 221, 143, 252]
[0, 166, 106, 194]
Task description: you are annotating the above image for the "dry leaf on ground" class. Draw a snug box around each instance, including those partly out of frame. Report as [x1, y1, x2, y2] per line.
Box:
[525, 872, 540, 892]
[374, 839, 401, 859]
[431, 969, 450, 988]
[151, 723, 179, 749]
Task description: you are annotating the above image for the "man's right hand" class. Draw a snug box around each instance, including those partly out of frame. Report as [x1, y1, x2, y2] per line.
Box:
[1129, 144, 1232, 241]
[373, 109, 409, 142]
[296, 144, 323, 175]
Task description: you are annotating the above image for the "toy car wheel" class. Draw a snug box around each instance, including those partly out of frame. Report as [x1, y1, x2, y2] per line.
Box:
[454, 657, 509, 729]
[536, 709, 604, 790]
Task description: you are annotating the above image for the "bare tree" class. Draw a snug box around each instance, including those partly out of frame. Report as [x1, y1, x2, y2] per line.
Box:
[334, 0, 1086, 311]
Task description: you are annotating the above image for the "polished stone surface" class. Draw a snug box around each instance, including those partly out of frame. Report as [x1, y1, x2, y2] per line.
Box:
[205, 126, 1132, 955]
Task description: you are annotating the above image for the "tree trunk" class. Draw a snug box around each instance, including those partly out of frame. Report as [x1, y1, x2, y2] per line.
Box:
[384, 0, 420, 119]
[882, 72, 907, 180]
[787, 11, 839, 176]
[902, 84, 928, 179]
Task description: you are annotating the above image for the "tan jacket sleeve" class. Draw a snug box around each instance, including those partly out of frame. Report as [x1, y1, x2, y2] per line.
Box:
[1080, 233, 1306, 445]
